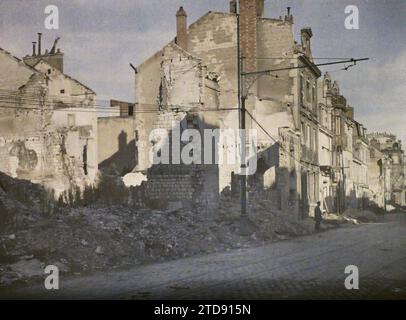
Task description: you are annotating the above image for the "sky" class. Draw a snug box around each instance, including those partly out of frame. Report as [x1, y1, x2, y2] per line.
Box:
[0, 0, 405, 143]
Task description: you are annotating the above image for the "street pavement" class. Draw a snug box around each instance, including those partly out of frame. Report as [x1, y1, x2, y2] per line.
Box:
[1, 213, 406, 299]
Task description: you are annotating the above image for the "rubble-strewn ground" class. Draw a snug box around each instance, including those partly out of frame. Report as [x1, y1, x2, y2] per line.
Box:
[0, 205, 313, 287]
[0, 173, 384, 288]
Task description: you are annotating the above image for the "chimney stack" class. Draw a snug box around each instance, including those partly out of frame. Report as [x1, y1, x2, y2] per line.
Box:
[176, 7, 188, 50]
[256, 0, 264, 17]
[239, 0, 260, 72]
[284, 6, 294, 23]
[32, 42, 37, 56]
[230, 0, 237, 14]
[24, 34, 65, 72]
[37, 33, 42, 56]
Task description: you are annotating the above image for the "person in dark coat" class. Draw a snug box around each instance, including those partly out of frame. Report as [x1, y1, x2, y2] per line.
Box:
[314, 201, 322, 232]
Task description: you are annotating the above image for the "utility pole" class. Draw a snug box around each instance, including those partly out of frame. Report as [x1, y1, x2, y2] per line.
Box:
[237, 12, 247, 217]
[240, 56, 247, 217]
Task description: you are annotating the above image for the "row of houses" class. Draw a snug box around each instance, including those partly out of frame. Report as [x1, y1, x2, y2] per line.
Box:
[130, 0, 405, 215]
[0, 0, 404, 216]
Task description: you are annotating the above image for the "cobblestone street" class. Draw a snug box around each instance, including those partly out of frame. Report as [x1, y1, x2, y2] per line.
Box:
[2, 214, 406, 300]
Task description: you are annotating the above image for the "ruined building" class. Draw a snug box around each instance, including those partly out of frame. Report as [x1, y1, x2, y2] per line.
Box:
[134, 40, 222, 209]
[368, 133, 406, 207]
[0, 34, 97, 195]
[133, 0, 329, 216]
[367, 143, 392, 209]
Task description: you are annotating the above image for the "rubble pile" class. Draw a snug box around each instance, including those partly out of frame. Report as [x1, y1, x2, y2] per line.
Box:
[0, 172, 54, 232]
[217, 196, 317, 240]
[0, 173, 350, 288]
[343, 208, 381, 223]
[0, 194, 336, 287]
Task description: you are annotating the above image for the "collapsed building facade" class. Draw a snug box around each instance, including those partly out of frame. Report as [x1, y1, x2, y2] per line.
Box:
[368, 133, 406, 207]
[131, 0, 385, 215]
[134, 41, 222, 209]
[367, 142, 392, 209]
[0, 34, 98, 196]
[1, 1, 402, 215]
[133, 0, 323, 216]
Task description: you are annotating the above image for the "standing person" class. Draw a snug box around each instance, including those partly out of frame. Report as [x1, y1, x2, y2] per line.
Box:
[314, 201, 322, 232]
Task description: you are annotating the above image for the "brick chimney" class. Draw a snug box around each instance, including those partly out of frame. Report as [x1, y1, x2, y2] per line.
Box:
[32, 42, 37, 56]
[23, 34, 64, 72]
[284, 6, 294, 23]
[239, 0, 263, 72]
[176, 6, 188, 50]
[230, 0, 237, 14]
[256, 0, 265, 17]
[37, 33, 42, 55]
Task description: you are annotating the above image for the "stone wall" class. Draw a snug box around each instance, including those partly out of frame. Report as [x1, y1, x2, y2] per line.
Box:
[144, 164, 219, 210]
[98, 117, 136, 175]
[187, 12, 238, 110]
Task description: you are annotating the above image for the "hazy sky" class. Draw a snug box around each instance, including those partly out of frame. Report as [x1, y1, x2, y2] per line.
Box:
[0, 0, 405, 142]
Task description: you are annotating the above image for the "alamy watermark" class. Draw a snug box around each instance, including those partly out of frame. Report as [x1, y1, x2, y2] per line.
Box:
[44, 5, 59, 30]
[344, 265, 359, 290]
[345, 5, 359, 30]
[148, 121, 259, 176]
[44, 265, 59, 290]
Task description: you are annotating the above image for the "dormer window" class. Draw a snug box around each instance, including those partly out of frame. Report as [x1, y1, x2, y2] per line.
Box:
[60, 89, 65, 94]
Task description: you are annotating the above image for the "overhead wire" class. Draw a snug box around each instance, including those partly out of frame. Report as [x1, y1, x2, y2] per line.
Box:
[0, 55, 367, 170]
[243, 108, 319, 172]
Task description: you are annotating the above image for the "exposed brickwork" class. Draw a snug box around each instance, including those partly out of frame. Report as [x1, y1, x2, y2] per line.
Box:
[239, 0, 258, 72]
[134, 6, 303, 213]
[145, 163, 219, 209]
[187, 13, 238, 110]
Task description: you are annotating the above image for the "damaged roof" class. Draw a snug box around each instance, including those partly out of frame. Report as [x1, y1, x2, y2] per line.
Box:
[32, 59, 96, 95]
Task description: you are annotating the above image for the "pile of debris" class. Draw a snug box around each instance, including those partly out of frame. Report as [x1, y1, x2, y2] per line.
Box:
[0, 173, 345, 288]
[343, 208, 382, 223]
[0, 172, 54, 231]
[0, 201, 332, 288]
